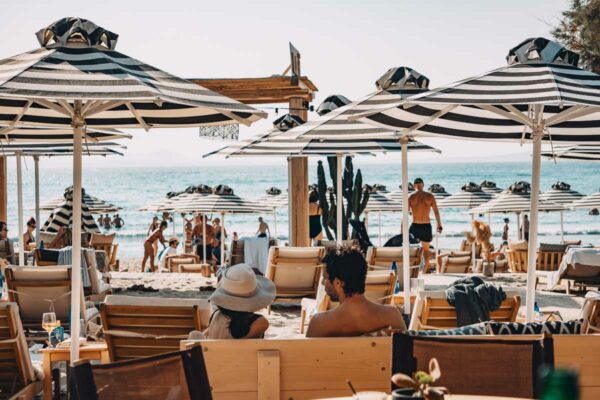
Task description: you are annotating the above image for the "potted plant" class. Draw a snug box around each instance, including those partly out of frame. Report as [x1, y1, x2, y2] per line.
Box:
[391, 358, 447, 400]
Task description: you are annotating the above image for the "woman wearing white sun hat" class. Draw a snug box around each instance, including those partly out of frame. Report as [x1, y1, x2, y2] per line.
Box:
[207, 264, 276, 339]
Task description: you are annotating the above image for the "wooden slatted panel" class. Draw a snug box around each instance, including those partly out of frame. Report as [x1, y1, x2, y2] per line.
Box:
[537, 252, 564, 272]
[0, 311, 12, 341]
[421, 296, 521, 329]
[554, 335, 600, 400]
[107, 336, 184, 362]
[194, 337, 391, 399]
[0, 340, 23, 397]
[102, 305, 199, 335]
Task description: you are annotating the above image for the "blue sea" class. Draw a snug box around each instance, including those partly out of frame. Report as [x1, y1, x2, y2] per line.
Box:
[5, 160, 600, 259]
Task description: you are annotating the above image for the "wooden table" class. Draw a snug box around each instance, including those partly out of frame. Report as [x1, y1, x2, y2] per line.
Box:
[39, 342, 110, 400]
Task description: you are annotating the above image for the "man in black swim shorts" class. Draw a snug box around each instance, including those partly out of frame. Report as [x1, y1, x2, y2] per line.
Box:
[408, 178, 442, 272]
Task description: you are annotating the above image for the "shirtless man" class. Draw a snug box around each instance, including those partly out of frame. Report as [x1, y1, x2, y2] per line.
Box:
[112, 214, 124, 229]
[102, 214, 112, 231]
[192, 214, 215, 262]
[256, 217, 270, 238]
[408, 178, 442, 272]
[306, 247, 406, 337]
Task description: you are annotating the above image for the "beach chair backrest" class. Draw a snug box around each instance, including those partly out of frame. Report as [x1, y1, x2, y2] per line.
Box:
[507, 249, 528, 272]
[90, 233, 115, 246]
[266, 247, 325, 297]
[581, 295, 600, 334]
[536, 250, 564, 272]
[364, 270, 397, 305]
[183, 337, 391, 399]
[441, 255, 471, 273]
[5, 266, 73, 330]
[72, 346, 211, 400]
[229, 239, 244, 265]
[317, 239, 357, 251]
[101, 295, 211, 362]
[0, 303, 37, 386]
[410, 290, 520, 330]
[83, 249, 103, 295]
[392, 333, 552, 399]
[168, 255, 199, 273]
[34, 248, 59, 266]
[366, 246, 423, 269]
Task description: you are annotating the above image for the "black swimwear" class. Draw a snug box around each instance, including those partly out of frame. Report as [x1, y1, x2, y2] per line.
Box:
[309, 214, 322, 239]
[409, 223, 433, 243]
[258, 233, 267, 238]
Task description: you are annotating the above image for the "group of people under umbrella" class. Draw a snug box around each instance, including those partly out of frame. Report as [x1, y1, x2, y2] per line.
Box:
[2, 16, 600, 362]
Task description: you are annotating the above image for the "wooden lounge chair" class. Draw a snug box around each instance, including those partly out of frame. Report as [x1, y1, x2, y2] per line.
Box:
[4, 266, 99, 339]
[581, 293, 600, 334]
[266, 246, 325, 310]
[165, 254, 200, 273]
[72, 346, 211, 400]
[535, 247, 565, 290]
[33, 249, 59, 266]
[90, 233, 119, 271]
[299, 270, 397, 333]
[83, 249, 112, 302]
[440, 254, 471, 273]
[229, 239, 245, 265]
[366, 246, 423, 271]
[408, 290, 521, 330]
[100, 295, 211, 362]
[392, 333, 553, 399]
[0, 303, 43, 399]
[507, 249, 528, 272]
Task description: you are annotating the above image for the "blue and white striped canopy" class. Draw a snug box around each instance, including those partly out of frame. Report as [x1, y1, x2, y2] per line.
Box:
[357, 39, 600, 143]
[0, 18, 265, 130]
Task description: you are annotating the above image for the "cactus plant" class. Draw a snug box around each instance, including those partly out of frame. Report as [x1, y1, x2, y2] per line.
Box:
[316, 156, 369, 240]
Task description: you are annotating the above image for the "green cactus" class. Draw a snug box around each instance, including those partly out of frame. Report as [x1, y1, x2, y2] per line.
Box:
[315, 156, 369, 240]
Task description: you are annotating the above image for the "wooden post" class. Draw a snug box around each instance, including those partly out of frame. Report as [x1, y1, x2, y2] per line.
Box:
[288, 97, 310, 246]
[0, 156, 6, 222]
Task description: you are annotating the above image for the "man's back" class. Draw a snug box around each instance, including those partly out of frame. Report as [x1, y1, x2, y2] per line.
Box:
[408, 190, 434, 223]
[306, 297, 406, 337]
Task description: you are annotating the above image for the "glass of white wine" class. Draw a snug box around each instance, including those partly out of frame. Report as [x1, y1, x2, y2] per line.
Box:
[42, 312, 57, 347]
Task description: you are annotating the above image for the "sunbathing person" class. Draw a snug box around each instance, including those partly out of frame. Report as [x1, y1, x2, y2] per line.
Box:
[306, 247, 406, 337]
[142, 221, 167, 272]
[207, 263, 275, 339]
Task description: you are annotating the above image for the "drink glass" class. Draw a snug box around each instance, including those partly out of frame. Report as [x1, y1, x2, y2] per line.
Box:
[42, 312, 57, 346]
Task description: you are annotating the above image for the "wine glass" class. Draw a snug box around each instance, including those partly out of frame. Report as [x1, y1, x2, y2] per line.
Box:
[42, 312, 57, 346]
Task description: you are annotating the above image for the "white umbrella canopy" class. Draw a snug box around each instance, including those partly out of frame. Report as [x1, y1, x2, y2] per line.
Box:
[570, 192, 600, 210]
[357, 37, 600, 321]
[480, 180, 503, 196]
[438, 183, 493, 209]
[254, 188, 288, 241]
[386, 183, 415, 204]
[428, 183, 451, 201]
[0, 17, 265, 360]
[363, 190, 403, 247]
[539, 182, 585, 205]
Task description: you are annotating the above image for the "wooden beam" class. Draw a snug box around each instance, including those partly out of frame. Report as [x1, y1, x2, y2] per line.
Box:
[288, 97, 310, 246]
[257, 350, 280, 400]
[190, 76, 317, 104]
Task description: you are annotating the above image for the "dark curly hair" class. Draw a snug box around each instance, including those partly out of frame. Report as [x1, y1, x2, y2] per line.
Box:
[322, 246, 367, 296]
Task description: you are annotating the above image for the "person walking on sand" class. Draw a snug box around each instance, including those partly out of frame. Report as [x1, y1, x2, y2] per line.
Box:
[256, 217, 270, 238]
[408, 178, 442, 272]
[522, 214, 530, 241]
[142, 221, 168, 272]
[148, 216, 160, 256]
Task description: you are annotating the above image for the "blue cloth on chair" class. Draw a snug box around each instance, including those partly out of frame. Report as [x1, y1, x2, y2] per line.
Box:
[57, 246, 91, 289]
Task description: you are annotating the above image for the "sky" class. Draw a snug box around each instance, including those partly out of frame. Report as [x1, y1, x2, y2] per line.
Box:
[0, 0, 572, 168]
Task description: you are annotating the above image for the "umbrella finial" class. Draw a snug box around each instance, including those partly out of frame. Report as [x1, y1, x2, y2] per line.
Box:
[376, 67, 430, 91]
[552, 181, 571, 191]
[272, 114, 304, 131]
[506, 38, 579, 66]
[316, 95, 351, 116]
[461, 182, 482, 193]
[509, 181, 531, 193]
[36, 17, 119, 50]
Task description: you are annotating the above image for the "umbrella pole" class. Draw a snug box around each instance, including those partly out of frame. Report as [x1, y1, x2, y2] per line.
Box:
[471, 214, 476, 271]
[560, 211, 565, 243]
[16, 152, 24, 266]
[273, 211, 277, 243]
[70, 102, 84, 362]
[220, 212, 225, 267]
[202, 215, 206, 264]
[172, 213, 176, 235]
[526, 116, 543, 323]
[378, 211, 382, 247]
[336, 154, 343, 245]
[34, 156, 40, 246]
[401, 137, 411, 315]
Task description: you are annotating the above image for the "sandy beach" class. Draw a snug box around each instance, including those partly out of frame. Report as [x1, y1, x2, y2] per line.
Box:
[112, 257, 588, 339]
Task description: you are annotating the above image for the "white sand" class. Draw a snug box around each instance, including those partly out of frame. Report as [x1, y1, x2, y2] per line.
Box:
[111, 258, 590, 339]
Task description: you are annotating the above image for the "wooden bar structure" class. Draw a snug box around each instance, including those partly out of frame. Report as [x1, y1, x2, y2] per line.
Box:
[194, 74, 317, 246]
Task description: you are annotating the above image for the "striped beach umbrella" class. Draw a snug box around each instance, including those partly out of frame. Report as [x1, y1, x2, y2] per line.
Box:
[570, 192, 600, 210]
[470, 190, 565, 214]
[428, 184, 451, 200]
[316, 95, 351, 115]
[540, 182, 584, 205]
[480, 180, 503, 196]
[0, 127, 129, 143]
[358, 37, 600, 321]
[363, 191, 403, 246]
[41, 188, 100, 234]
[41, 189, 121, 214]
[0, 17, 265, 359]
[386, 183, 414, 204]
[173, 193, 271, 266]
[542, 144, 600, 161]
[438, 183, 493, 209]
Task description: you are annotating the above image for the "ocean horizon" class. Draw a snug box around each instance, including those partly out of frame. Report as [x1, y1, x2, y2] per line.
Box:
[5, 159, 599, 260]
